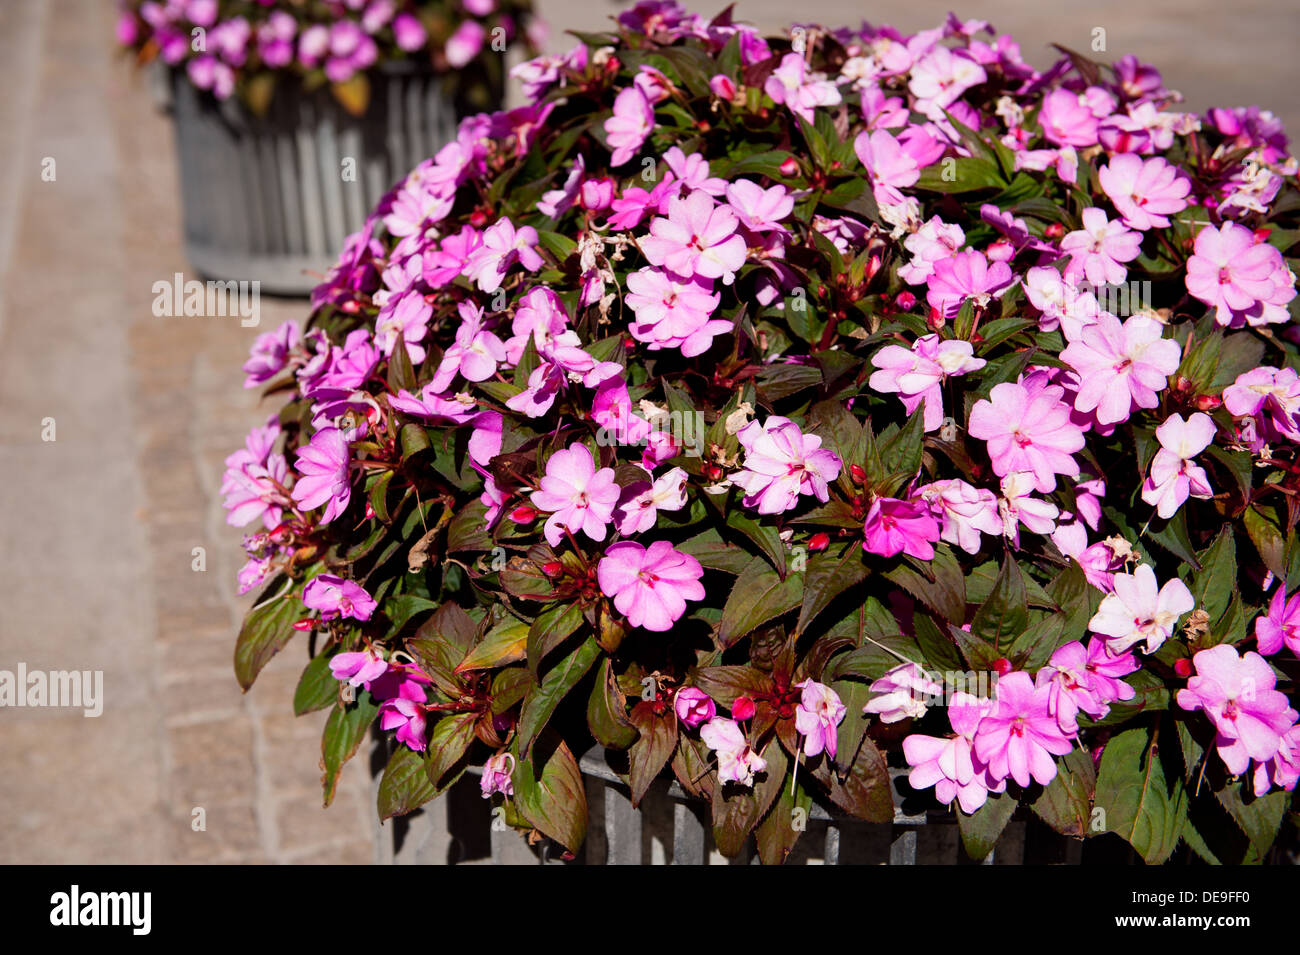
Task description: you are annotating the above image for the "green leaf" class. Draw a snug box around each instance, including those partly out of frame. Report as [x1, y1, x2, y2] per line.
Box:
[914, 156, 1005, 192]
[796, 545, 869, 635]
[958, 790, 1017, 861]
[587, 658, 638, 750]
[512, 732, 587, 853]
[1094, 725, 1186, 864]
[234, 579, 301, 691]
[457, 616, 530, 671]
[724, 507, 787, 575]
[883, 544, 967, 624]
[970, 551, 1029, 650]
[527, 601, 585, 678]
[677, 532, 755, 575]
[1189, 526, 1237, 627]
[517, 636, 601, 755]
[425, 712, 479, 788]
[293, 652, 338, 716]
[1215, 782, 1288, 864]
[627, 701, 679, 806]
[754, 767, 812, 866]
[1029, 747, 1097, 838]
[1244, 505, 1286, 578]
[377, 745, 440, 821]
[387, 336, 416, 393]
[718, 557, 804, 647]
[320, 693, 379, 806]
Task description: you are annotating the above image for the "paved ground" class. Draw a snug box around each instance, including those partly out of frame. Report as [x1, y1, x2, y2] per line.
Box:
[0, 0, 1295, 864]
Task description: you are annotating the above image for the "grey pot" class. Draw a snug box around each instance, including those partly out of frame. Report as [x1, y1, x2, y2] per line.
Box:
[164, 63, 459, 296]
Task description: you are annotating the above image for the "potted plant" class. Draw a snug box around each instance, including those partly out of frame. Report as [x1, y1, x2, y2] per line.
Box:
[221, 1, 1300, 864]
[118, 0, 538, 294]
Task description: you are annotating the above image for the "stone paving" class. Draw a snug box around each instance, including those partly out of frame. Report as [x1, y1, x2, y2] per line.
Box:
[0, 0, 1295, 864]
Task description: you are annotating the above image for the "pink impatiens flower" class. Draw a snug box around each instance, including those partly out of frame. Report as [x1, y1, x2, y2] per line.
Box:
[868, 334, 985, 431]
[674, 687, 716, 729]
[764, 52, 842, 124]
[604, 88, 655, 167]
[597, 540, 705, 632]
[1059, 313, 1181, 426]
[1038, 89, 1099, 148]
[1059, 207, 1142, 286]
[640, 190, 748, 286]
[613, 467, 689, 535]
[1256, 586, 1300, 657]
[862, 497, 942, 560]
[863, 663, 944, 723]
[794, 679, 846, 759]
[302, 574, 377, 622]
[1222, 365, 1300, 445]
[973, 671, 1074, 788]
[1098, 154, 1191, 231]
[291, 426, 352, 524]
[463, 219, 544, 293]
[731, 416, 842, 515]
[1035, 641, 1116, 734]
[968, 380, 1086, 492]
[1140, 412, 1215, 518]
[530, 443, 620, 547]
[480, 752, 515, 798]
[914, 479, 1002, 554]
[700, 716, 767, 786]
[1176, 644, 1298, 777]
[1088, 563, 1194, 655]
[1185, 221, 1297, 327]
[903, 692, 1003, 814]
[624, 267, 730, 356]
[429, 301, 507, 391]
[925, 249, 1014, 319]
[997, 470, 1060, 546]
[329, 646, 388, 688]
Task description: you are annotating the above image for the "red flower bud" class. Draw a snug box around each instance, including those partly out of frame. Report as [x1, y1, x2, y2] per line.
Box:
[849, 464, 867, 485]
[927, 306, 945, 331]
[732, 696, 756, 721]
[779, 157, 799, 176]
[510, 505, 538, 524]
[541, 560, 564, 578]
[1195, 394, 1222, 411]
[808, 532, 831, 552]
[1253, 227, 1272, 245]
[993, 658, 1013, 676]
[894, 291, 916, 311]
[1174, 657, 1193, 679]
[1043, 223, 1066, 240]
[292, 618, 316, 631]
[705, 463, 725, 482]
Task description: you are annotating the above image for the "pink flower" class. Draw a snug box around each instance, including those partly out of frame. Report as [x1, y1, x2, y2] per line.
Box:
[764, 53, 842, 124]
[590, 375, 652, 445]
[915, 479, 1002, 554]
[700, 717, 767, 786]
[605, 87, 655, 167]
[1060, 314, 1180, 426]
[904, 692, 1004, 813]
[1089, 563, 1194, 655]
[997, 471, 1060, 545]
[480, 752, 515, 798]
[1177, 645, 1298, 776]
[429, 301, 507, 391]
[445, 21, 484, 68]
[302, 574, 377, 622]
[674, 687, 716, 729]
[1098, 154, 1191, 231]
[1084, 637, 1140, 705]
[243, 320, 300, 387]
[1185, 222, 1297, 327]
[664, 147, 726, 196]
[597, 540, 705, 632]
[868, 334, 985, 431]
[1253, 726, 1300, 795]
[1223, 366, 1300, 444]
[330, 647, 388, 687]
[908, 46, 986, 111]
[379, 696, 428, 752]
[1256, 586, 1300, 656]
[1140, 412, 1215, 518]
[463, 219, 544, 293]
[530, 443, 620, 547]
[968, 380, 1086, 492]
[863, 663, 944, 723]
[899, 216, 964, 285]
[794, 680, 846, 759]
[1036, 641, 1113, 734]
[725, 179, 794, 233]
[641, 190, 748, 286]
[925, 249, 1014, 319]
[854, 129, 922, 206]
[862, 497, 941, 560]
[974, 671, 1075, 788]
[731, 416, 842, 515]
[1059, 207, 1142, 286]
[624, 267, 729, 356]
[1039, 89, 1099, 147]
[291, 427, 352, 524]
[614, 467, 689, 535]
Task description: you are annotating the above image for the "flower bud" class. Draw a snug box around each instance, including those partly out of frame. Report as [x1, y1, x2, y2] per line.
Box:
[292, 618, 316, 631]
[808, 532, 831, 552]
[541, 560, 564, 578]
[732, 696, 756, 721]
[894, 291, 916, 311]
[992, 658, 1013, 676]
[1194, 393, 1222, 411]
[849, 464, 867, 485]
[1253, 227, 1272, 245]
[674, 687, 716, 729]
[510, 504, 538, 524]
[1044, 222, 1066, 240]
[779, 157, 799, 176]
[1174, 657, 1193, 678]
[709, 73, 737, 101]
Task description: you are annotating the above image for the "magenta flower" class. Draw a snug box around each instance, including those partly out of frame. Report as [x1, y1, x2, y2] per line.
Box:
[1256, 587, 1300, 657]
[863, 663, 945, 723]
[973, 671, 1075, 788]
[1060, 314, 1180, 426]
[379, 696, 428, 752]
[463, 219, 544, 293]
[445, 20, 485, 69]
[429, 301, 507, 391]
[854, 129, 922, 206]
[1038, 89, 1099, 147]
[731, 416, 842, 515]
[641, 190, 748, 286]
[480, 752, 515, 798]
[604, 87, 655, 167]
[1098, 154, 1191, 231]
[329, 647, 388, 688]
[925, 249, 1014, 319]
[1089, 563, 1194, 655]
[624, 267, 730, 356]
[590, 375, 653, 445]
[1253, 726, 1300, 796]
[303, 574, 377, 623]
[291, 427, 352, 524]
[700, 717, 767, 787]
[1059, 207, 1142, 286]
[1176, 645, 1298, 776]
[968, 380, 1086, 492]
[596, 540, 705, 632]
[997, 471, 1060, 545]
[674, 687, 716, 730]
[764, 52, 842, 124]
[904, 692, 1003, 814]
[1185, 222, 1297, 327]
[868, 334, 985, 431]
[242, 320, 300, 387]
[899, 216, 964, 285]
[862, 497, 942, 560]
[1223, 366, 1300, 445]
[530, 443, 620, 547]
[794, 679, 847, 759]
[1140, 412, 1215, 518]
[1035, 641, 1113, 734]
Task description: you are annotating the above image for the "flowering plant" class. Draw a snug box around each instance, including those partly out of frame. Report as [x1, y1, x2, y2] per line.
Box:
[224, 2, 1300, 863]
[116, 0, 537, 112]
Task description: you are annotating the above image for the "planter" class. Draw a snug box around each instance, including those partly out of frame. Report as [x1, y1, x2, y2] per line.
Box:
[165, 63, 460, 296]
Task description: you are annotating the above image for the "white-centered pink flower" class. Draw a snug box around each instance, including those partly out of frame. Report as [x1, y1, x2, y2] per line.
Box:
[1185, 222, 1297, 327]
[968, 380, 1085, 492]
[1098, 154, 1191, 231]
[605, 87, 654, 167]
[640, 190, 748, 286]
[1089, 563, 1194, 654]
[1059, 207, 1142, 287]
[530, 443, 620, 546]
[1060, 313, 1180, 426]
[794, 679, 847, 759]
[868, 334, 985, 431]
[764, 52, 842, 124]
[597, 540, 705, 633]
[1140, 412, 1215, 518]
[700, 717, 767, 787]
[731, 416, 842, 514]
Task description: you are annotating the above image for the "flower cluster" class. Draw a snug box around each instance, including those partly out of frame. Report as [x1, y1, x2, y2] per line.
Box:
[224, 4, 1300, 863]
[116, 0, 536, 105]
